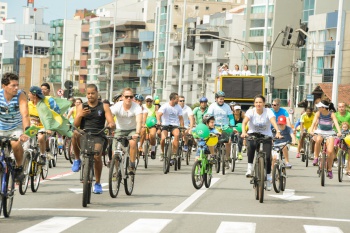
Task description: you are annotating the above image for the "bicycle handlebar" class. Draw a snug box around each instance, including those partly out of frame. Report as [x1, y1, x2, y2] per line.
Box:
[70, 125, 110, 136]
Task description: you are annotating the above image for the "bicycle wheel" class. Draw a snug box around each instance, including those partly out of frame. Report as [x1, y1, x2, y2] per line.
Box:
[191, 160, 203, 189]
[104, 139, 112, 167]
[31, 157, 41, 192]
[320, 154, 326, 187]
[177, 147, 182, 170]
[221, 145, 226, 175]
[304, 140, 310, 167]
[82, 158, 93, 207]
[186, 149, 191, 165]
[230, 143, 237, 172]
[68, 139, 75, 164]
[337, 150, 344, 182]
[19, 151, 32, 195]
[215, 147, 221, 173]
[108, 154, 121, 198]
[281, 166, 287, 191]
[204, 163, 212, 188]
[258, 156, 265, 203]
[144, 140, 149, 169]
[163, 142, 171, 174]
[41, 158, 49, 180]
[63, 138, 70, 160]
[124, 156, 134, 196]
[272, 163, 281, 193]
[254, 161, 259, 200]
[2, 170, 14, 217]
[52, 143, 58, 168]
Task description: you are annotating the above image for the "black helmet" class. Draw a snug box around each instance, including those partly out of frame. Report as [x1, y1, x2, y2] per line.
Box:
[202, 113, 215, 124]
[112, 94, 122, 102]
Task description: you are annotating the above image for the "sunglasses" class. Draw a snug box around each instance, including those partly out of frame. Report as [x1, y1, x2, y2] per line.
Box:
[272, 104, 278, 106]
[124, 95, 134, 99]
[179, 100, 185, 102]
[146, 100, 153, 102]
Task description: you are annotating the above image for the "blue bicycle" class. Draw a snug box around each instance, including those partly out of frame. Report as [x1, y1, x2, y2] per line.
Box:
[0, 135, 18, 217]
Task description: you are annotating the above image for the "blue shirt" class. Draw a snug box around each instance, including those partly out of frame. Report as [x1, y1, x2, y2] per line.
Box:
[271, 107, 289, 119]
[0, 89, 22, 131]
[274, 126, 293, 144]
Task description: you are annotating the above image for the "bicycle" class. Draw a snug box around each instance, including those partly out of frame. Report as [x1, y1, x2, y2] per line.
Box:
[0, 135, 18, 217]
[63, 136, 75, 164]
[175, 127, 187, 170]
[300, 131, 313, 167]
[230, 130, 239, 172]
[246, 133, 273, 203]
[271, 141, 290, 193]
[108, 135, 137, 198]
[192, 134, 218, 189]
[214, 129, 230, 175]
[140, 126, 153, 169]
[336, 132, 349, 182]
[162, 125, 179, 174]
[48, 132, 59, 168]
[185, 134, 194, 165]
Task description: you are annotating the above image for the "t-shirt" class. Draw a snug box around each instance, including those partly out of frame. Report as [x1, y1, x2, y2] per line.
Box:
[28, 101, 43, 128]
[110, 101, 142, 130]
[335, 111, 350, 126]
[158, 103, 183, 126]
[241, 70, 252, 76]
[143, 104, 156, 118]
[0, 89, 22, 131]
[245, 107, 275, 136]
[193, 107, 208, 125]
[300, 112, 315, 130]
[182, 105, 193, 128]
[271, 107, 289, 119]
[207, 103, 232, 126]
[274, 125, 293, 144]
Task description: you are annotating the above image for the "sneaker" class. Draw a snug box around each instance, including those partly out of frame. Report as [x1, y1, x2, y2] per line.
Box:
[192, 147, 196, 152]
[327, 170, 333, 179]
[266, 179, 272, 191]
[93, 183, 103, 194]
[312, 158, 318, 166]
[183, 145, 188, 152]
[128, 166, 136, 175]
[333, 161, 338, 168]
[285, 163, 292, 169]
[14, 166, 25, 183]
[225, 161, 230, 169]
[245, 168, 253, 178]
[159, 153, 164, 161]
[151, 151, 156, 160]
[296, 153, 301, 158]
[238, 152, 243, 160]
[242, 146, 247, 153]
[72, 159, 81, 172]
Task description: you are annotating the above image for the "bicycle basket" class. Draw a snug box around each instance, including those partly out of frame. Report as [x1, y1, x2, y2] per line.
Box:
[80, 134, 104, 155]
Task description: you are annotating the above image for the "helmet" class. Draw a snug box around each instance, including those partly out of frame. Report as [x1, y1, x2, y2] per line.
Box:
[199, 97, 208, 103]
[112, 94, 122, 102]
[134, 94, 144, 101]
[229, 101, 236, 106]
[202, 113, 215, 124]
[344, 135, 350, 147]
[215, 91, 225, 98]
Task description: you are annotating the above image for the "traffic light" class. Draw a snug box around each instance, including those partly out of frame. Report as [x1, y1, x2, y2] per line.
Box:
[269, 75, 275, 91]
[63, 80, 74, 99]
[281, 26, 293, 46]
[186, 28, 196, 50]
[296, 23, 308, 47]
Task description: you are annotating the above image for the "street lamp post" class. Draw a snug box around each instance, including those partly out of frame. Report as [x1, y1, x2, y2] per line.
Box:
[71, 34, 77, 82]
[0, 40, 8, 78]
[109, 0, 117, 101]
[30, 8, 37, 87]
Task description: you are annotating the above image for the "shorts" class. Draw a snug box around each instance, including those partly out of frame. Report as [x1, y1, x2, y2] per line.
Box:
[0, 125, 23, 138]
[115, 129, 136, 137]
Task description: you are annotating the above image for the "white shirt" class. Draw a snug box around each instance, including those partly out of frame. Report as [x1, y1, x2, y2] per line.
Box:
[245, 107, 275, 136]
[231, 70, 241, 76]
[241, 70, 252, 76]
[110, 101, 142, 130]
[158, 103, 183, 126]
[220, 70, 232, 76]
[207, 103, 232, 126]
[181, 105, 193, 128]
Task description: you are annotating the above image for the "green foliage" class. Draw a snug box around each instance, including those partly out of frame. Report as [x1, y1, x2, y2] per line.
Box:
[73, 88, 85, 97]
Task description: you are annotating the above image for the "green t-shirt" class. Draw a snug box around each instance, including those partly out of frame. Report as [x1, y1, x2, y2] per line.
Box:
[193, 107, 208, 125]
[335, 111, 350, 126]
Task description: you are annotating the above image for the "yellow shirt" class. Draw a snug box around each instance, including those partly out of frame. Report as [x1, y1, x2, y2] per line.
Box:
[28, 101, 44, 128]
[300, 112, 315, 130]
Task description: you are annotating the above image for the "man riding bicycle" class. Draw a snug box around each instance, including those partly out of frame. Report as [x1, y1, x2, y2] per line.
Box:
[140, 95, 157, 159]
[156, 92, 184, 161]
[178, 95, 194, 153]
[0, 73, 30, 182]
[71, 84, 115, 194]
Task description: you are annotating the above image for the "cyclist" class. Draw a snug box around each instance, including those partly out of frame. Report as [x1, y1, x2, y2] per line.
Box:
[140, 95, 157, 159]
[335, 102, 350, 126]
[67, 98, 83, 124]
[156, 92, 184, 161]
[271, 98, 292, 128]
[241, 94, 281, 191]
[310, 100, 341, 179]
[193, 97, 208, 125]
[110, 87, 142, 175]
[40, 82, 51, 97]
[207, 91, 235, 168]
[231, 103, 245, 160]
[178, 95, 194, 152]
[71, 84, 115, 194]
[296, 107, 315, 159]
[0, 73, 30, 182]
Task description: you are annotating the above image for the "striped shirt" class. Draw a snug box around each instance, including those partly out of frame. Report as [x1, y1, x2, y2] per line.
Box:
[0, 89, 22, 131]
[318, 112, 333, 131]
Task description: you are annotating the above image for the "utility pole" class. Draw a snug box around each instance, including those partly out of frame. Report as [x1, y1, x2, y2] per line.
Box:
[201, 55, 206, 97]
[71, 34, 77, 82]
[290, 46, 297, 125]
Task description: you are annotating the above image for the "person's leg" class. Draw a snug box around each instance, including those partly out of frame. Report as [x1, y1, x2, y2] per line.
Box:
[313, 135, 322, 165]
[128, 130, 137, 164]
[246, 139, 256, 177]
[326, 137, 335, 172]
[72, 131, 81, 160]
[172, 128, 180, 155]
[93, 139, 104, 194]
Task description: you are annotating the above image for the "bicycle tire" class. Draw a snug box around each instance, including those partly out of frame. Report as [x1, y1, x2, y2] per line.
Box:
[63, 138, 70, 160]
[104, 139, 112, 167]
[144, 140, 149, 169]
[124, 156, 135, 196]
[41, 158, 49, 180]
[215, 146, 220, 173]
[258, 156, 265, 203]
[19, 151, 32, 195]
[82, 158, 92, 207]
[304, 140, 309, 167]
[31, 156, 41, 192]
[108, 154, 121, 198]
[337, 150, 344, 182]
[272, 163, 281, 193]
[2, 170, 14, 217]
[221, 145, 226, 175]
[191, 160, 204, 189]
[163, 142, 170, 174]
[186, 149, 191, 165]
[281, 166, 287, 191]
[67, 139, 75, 164]
[230, 143, 237, 172]
[254, 160, 259, 200]
[177, 147, 182, 170]
[204, 163, 212, 188]
[321, 154, 326, 187]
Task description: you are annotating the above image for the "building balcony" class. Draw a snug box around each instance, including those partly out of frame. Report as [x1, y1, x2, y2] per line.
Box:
[137, 69, 152, 77]
[99, 56, 112, 64]
[49, 34, 56, 41]
[115, 37, 140, 47]
[49, 48, 55, 55]
[138, 50, 153, 59]
[324, 41, 336, 56]
[114, 54, 139, 64]
[49, 61, 56, 69]
[79, 68, 88, 75]
[136, 86, 152, 95]
[56, 33, 63, 41]
[56, 61, 62, 69]
[54, 47, 63, 55]
[48, 74, 61, 83]
[82, 24, 90, 32]
[114, 71, 138, 80]
[99, 40, 113, 50]
[98, 72, 108, 82]
[80, 53, 88, 60]
[322, 68, 333, 82]
[100, 24, 113, 33]
[81, 40, 89, 47]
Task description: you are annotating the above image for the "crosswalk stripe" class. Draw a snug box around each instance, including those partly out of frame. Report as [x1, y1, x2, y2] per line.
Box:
[18, 217, 86, 233]
[304, 225, 343, 233]
[216, 221, 256, 233]
[119, 218, 172, 233]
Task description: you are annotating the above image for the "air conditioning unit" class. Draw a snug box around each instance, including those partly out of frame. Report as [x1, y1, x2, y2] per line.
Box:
[225, 52, 230, 57]
[174, 5, 178, 9]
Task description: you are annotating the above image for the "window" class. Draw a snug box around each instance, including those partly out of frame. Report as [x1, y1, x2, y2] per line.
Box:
[317, 57, 324, 74]
[195, 6, 199, 10]
[191, 65, 194, 71]
[221, 41, 225, 48]
[206, 7, 209, 10]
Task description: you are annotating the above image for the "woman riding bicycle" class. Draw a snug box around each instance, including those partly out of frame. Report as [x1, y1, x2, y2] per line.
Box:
[309, 100, 341, 179]
[241, 94, 281, 191]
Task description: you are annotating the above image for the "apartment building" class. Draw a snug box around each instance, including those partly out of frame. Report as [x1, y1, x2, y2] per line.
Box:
[0, 2, 7, 20]
[19, 57, 49, 91]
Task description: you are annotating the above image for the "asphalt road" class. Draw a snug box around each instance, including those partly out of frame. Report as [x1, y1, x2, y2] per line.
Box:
[1, 147, 350, 233]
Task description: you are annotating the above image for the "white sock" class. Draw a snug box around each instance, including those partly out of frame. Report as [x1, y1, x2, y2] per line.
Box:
[137, 142, 140, 147]
[247, 163, 253, 170]
[267, 173, 271, 180]
[151, 146, 155, 151]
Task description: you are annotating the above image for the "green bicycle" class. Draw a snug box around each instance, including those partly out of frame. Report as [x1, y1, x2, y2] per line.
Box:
[191, 134, 218, 189]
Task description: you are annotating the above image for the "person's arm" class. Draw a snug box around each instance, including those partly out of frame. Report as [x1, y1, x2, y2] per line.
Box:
[156, 111, 163, 125]
[331, 112, 342, 137]
[103, 103, 116, 130]
[241, 116, 249, 138]
[270, 116, 282, 138]
[74, 103, 87, 128]
[179, 115, 184, 128]
[309, 112, 320, 135]
[135, 113, 142, 136]
[19, 92, 30, 131]
[67, 107, 74, 120]
[228, 114, 235, 126]
[142, 112, 148, 126]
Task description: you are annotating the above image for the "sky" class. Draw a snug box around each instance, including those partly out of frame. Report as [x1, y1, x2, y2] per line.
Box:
[4, 0, 113, 23]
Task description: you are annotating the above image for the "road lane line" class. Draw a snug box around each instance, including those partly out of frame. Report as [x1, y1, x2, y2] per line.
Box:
[119, 218, 172, 233]
[171, 178, 220, 212]
[216, 222, 256, 233]
[41, 171, 74, 184]
[18, 217, 86, 233]
[304, 225, 344, 233]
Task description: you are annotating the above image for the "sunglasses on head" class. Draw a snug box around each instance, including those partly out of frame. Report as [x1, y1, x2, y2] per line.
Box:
[124, 95, 134, 99]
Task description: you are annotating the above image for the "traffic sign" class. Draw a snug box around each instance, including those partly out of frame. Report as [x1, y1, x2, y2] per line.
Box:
[288, 108, 294, 114]
[57, 89, 64, 96]
[306, 94, 314, 101]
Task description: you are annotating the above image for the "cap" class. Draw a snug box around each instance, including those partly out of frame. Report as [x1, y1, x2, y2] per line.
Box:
[315, 102, 329, 108]
[29, 86, 45, 99]
[277, 115, 287, 125]
[233, 106, 241, 110]
[145, 95, 153, 100]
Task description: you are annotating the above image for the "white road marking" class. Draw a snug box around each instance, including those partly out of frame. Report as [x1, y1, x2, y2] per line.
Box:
[18, 217, 86, 233]
[304, 225, 344, 233]
[269, 189, 313, 201]
[216, 221, 256, 233]
[14, 208, 350, 223]
[119, 218, 172, 233]
[171, 178, 220, 212]
[41, 171, 74, 184]
[69, 183, 108, 194]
